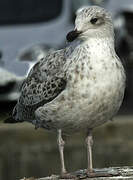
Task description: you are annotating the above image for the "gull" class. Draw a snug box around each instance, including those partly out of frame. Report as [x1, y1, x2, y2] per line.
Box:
[7, 6, 126, 178]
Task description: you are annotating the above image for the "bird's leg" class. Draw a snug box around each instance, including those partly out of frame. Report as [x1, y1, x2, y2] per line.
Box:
[57, 130, 77, 179]
[86, 129, 93, 175]
[57, 129, 67, 175]
[85, 129, 119, 178]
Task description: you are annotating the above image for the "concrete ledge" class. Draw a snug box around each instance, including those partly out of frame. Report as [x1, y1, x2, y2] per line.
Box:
[20, 166, 133, 180]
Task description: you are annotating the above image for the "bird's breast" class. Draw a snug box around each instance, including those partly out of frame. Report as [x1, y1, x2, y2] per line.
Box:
[63, 50, 125, 128]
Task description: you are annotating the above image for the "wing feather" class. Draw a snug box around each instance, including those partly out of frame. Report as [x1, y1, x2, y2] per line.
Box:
[15, 49, 67, 121]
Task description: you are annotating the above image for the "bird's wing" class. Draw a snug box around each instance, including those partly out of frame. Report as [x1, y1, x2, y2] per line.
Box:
[18, 49, 67, 107]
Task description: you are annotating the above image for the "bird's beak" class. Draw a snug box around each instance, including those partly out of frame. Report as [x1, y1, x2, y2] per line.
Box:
[66, 29, 82, 42]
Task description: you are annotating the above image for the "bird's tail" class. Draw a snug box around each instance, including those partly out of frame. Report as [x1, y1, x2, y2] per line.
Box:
[4, 105, 23, 124]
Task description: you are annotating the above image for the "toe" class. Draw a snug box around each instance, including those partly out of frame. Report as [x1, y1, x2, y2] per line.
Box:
[60, 172, 78, 179]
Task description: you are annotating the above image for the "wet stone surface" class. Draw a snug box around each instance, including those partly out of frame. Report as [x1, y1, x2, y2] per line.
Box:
[20, 167, 133, 179]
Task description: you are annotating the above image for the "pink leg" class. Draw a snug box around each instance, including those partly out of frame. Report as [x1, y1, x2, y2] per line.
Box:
[86, 129, 93, 174]
[85, 129, 119, 178]
[57, 129, 67, 175]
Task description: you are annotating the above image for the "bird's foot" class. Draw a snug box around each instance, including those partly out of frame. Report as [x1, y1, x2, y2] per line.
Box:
[86, 168, 120, 178]
[60, 172, 78, 179]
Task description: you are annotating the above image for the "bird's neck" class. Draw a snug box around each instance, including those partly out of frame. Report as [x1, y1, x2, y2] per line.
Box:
[83, 36, 115, 58]
[79, 25, 115, 47]
[86, 36, 114, 47]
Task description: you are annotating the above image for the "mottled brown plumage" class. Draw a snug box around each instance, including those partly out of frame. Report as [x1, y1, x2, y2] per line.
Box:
[13, 50, 67, 122]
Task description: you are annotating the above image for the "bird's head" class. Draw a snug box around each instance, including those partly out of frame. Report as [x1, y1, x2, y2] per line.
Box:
[66, 6, 114, 42]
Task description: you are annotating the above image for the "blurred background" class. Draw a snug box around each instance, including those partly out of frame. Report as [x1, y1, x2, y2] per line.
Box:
[0, 0, 133, 179]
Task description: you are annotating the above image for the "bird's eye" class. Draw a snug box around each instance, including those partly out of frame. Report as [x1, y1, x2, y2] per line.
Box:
[90, 18, 98, 24]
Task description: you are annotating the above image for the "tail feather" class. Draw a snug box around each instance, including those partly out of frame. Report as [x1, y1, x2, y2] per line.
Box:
[4, 105, 24, 123]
